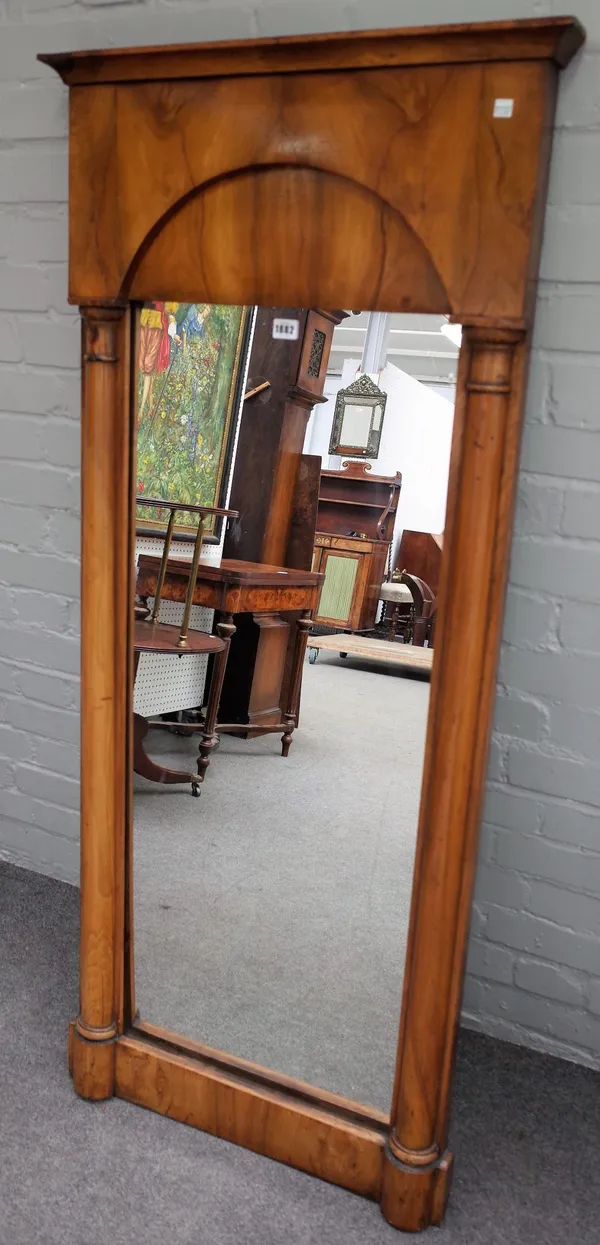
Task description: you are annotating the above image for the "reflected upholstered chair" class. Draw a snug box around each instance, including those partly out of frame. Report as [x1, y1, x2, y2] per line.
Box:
[379, 578, 414, 642]
[400, 571, 437, 647]
[134, 498, 238, 796]
[380, 571, 437, 646]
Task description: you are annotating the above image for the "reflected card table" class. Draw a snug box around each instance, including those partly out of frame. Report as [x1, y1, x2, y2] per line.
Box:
[136, 556, 324, 755]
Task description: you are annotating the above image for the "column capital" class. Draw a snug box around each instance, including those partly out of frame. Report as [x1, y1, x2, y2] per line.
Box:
[82, 306, 125, 363]
[388, 1134, 439, 1167]
[461, 324, 527, 348]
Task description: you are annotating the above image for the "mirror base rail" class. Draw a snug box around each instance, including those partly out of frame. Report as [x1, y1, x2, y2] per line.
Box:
[69, 1018, 453, 1229]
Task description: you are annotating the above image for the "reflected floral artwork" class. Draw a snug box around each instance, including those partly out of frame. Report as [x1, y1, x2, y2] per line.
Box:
[136, 302, 249, 532]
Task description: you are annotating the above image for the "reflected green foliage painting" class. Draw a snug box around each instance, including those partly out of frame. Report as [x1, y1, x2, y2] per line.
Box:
[136, 302, 248, 532]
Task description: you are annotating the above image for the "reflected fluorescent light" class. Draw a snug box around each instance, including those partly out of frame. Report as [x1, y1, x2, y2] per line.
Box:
[440, 321, 463, 348]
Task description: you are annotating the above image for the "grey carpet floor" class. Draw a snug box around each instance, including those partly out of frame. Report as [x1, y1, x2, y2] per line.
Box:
[134, 652, 430, 1111]
[2, 861, 600, 1245]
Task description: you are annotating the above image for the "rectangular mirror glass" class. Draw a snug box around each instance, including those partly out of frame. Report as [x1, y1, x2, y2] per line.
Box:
[340, 401, 372, 446]
[132, 304, 458, 1112]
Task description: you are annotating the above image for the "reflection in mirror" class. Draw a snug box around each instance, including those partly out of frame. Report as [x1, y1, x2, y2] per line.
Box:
[329, 372, 388, 458]
[132, 304, 458, 1113]
[341, 400, 372, 445]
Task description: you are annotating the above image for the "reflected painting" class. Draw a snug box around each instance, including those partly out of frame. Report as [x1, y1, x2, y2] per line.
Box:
[136, 302, 250, 533]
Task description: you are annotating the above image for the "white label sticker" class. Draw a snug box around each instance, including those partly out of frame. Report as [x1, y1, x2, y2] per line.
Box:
[493, 98, 514, 119]
[272, 318, 300, 341]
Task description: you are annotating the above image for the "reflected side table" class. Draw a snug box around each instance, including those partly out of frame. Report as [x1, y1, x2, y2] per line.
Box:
[136, 556, 324, 757]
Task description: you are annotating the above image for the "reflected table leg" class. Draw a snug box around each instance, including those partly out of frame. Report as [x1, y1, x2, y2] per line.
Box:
[197, 613, 236, 782]
[281, 610, 313, 757]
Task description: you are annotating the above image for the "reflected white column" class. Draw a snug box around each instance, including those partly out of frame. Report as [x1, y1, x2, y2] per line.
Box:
[361, 311, 390, 374]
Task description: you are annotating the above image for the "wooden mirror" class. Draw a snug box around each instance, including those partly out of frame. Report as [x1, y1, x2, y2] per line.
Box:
[42, 17, 584, 1234]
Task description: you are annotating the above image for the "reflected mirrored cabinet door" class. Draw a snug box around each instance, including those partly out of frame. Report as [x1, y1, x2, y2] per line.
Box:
[132, 306, 456, 1112]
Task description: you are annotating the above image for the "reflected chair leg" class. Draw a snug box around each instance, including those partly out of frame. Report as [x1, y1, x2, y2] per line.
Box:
[197, 614, 235, 782]
[281, 610, 312, 758]
[414, 601, 432, 647]
[386, 604, 395, 643]
[407, 605, 415, 645]
[390, 604, 401, 642]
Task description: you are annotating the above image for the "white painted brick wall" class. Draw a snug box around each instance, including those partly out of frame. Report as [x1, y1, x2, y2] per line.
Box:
[1, 0, 599, 1067]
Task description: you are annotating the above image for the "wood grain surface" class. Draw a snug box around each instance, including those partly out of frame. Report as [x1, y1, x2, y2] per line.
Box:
[115, 1033, 387, 1199]
[72, 306, 133, 1096]
[381, 328, 526, 1230]
[62, 56, 563, 326]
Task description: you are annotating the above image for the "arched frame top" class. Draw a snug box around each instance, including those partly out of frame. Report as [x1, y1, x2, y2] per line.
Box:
[43, 18, 584, 1235]
[126, 163, 452, 312]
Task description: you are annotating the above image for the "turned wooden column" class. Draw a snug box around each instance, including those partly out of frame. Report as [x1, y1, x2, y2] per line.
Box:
[381, 327, 527, 1231]
[70, 305, 132, 1099]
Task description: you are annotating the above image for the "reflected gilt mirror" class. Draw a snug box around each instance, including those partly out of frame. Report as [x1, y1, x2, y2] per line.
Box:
[329, 373, 388, 458]
[42, 17, 584, 1234]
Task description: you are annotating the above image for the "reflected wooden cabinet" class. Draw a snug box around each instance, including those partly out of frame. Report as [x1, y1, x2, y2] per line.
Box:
[312, 536, 389, 630]
[312, 462, 401, 631]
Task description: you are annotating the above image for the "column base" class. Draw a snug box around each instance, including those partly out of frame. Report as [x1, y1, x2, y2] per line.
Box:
[380, 1143, 453, 1232]
[69, 1018, 117, 1100]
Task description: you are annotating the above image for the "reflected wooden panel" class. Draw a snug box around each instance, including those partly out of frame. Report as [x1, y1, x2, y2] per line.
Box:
[395, 531, 444, 597]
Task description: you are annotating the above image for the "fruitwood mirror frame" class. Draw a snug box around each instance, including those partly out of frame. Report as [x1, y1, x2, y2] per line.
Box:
[42, 17, 584, 1233]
